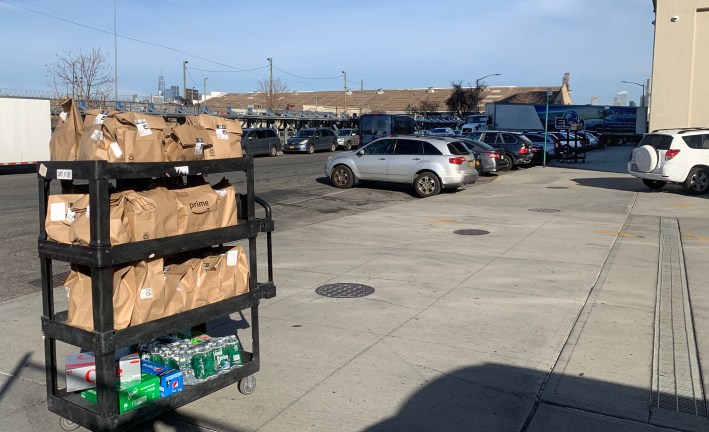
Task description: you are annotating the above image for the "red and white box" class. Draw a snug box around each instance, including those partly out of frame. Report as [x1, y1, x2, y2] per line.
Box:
[65, 352, 141, 392]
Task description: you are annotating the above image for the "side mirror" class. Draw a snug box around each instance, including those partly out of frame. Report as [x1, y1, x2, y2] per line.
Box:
[356, 149, 365, 156]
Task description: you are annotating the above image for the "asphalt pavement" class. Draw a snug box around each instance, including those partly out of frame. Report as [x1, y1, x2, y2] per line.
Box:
[1, 145, 708, 431]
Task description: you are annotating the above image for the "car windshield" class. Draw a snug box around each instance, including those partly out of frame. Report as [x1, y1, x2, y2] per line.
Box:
[337, 129, 353, 136]
[447, 142, 471, 155]
[295, 129, 315, 138]
[638, 134, 673, 150]
[431, 128, 447, 133]
[464, 140, 495, 151]
[360, 115, 391, 135]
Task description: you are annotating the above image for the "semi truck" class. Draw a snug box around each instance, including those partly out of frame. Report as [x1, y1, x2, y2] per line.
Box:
[485, 103, 648, 144]
[0, 97, 51, 170]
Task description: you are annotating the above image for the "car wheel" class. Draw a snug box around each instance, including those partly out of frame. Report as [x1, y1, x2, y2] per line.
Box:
[269, 145, 278, 157]
[642, 179, 666, 190]
[683, 167, 709, 195]
[330, 165, 354, 189]
[345, 141, 352, 151]
[329, 142, 337, 152]
[414, 171, 441, 198]
[241, 146, 247, 156]
[308, 144, 315, 154]
[504, 154, 515, 170]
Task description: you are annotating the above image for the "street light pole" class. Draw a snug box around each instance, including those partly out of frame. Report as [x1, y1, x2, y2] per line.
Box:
[183, 61, 188, 99]
[342, 70, 347, 115]
[267, 57, 273, 100]
[620, 80, 645, 107]
[360, 79, 363, 115]
[474, 73, 501, 112]
[203, 77, 207, 105]
[544, 88, 552, 168]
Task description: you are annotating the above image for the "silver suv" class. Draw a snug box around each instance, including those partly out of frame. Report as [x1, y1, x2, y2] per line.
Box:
[325, 136, 479, 198]
[628, 128, 709, 194]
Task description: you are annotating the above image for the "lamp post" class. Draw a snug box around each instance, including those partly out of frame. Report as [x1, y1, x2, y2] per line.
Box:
[203, 77, 207, 105]
[620, 80, 645, 107]
[544, 88, 552, 168]
[474, 73, 501, 112]
[342, 70, 347, 115]
[267, 57, 273, 101]
[182, 61, 188, 100]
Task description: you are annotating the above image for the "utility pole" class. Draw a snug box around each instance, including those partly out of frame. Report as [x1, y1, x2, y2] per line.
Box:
[267, 57, 273, 106]
[114, 0, 118, 102]
[360, 79, 363, 115]
[342, 70, 347, 115]
[183, 60, 188, 99]
[203, 77, 207, 105]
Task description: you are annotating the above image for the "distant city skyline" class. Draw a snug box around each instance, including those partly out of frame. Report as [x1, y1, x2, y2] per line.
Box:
[0, 0, 654, 106]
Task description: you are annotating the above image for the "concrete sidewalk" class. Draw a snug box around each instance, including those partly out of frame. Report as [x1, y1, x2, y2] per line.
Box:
[1, 146, 708, 431]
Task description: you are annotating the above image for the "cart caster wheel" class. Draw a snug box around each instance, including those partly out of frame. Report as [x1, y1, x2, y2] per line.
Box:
[59, 417, 80, 431]
[238, 375, 256, 395]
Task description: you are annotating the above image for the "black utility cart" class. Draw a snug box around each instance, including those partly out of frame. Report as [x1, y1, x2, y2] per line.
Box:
[37, 157, 276, 431]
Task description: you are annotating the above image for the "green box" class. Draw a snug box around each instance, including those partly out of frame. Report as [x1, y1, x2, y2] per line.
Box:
[81, 373, 160, 413]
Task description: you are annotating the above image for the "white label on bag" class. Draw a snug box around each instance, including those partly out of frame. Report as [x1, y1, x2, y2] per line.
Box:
[110, 142, 123, 158]
[226, 250, 239, 267]
[65, 287, 70, 298]
[174, 166, 189, 175]
[214, 188, 227, 197]
[90, 129, 103, 141]
[135, 119, 152, 136]
[59, 112, 67, 122]
[66, 209, 76, 222]
[50, 202, 66, 221]
[140, 288, 153, 300]
[57, 169, 73, 180]
[94, 111, 108, 124]
[216, 125, 229, 140]
[195, 138, 204, 156]
[175, 282, 182, 292]
[86, 205, 90, 217]
[38, 164, 47, 177]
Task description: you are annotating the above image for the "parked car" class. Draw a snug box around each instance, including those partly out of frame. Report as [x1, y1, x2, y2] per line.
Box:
[460, 138, 509, 175]
[284, 128, 337, 153]
[555, 130, 589, 149]
[325, 136, 479, 198]
[466, 130, 534, 168]
[453, 130, 463, 137]
[522, 132, 558, 163]
[429, 127, 455, 137]
[241, 128, 282, 157]
[628, 128, 709, 194]
[336, 128, 359, 150]
[575, 131, 600, 148]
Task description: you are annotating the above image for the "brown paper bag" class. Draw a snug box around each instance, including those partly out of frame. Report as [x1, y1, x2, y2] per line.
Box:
[169, 184, 220, 234]
[163, 124, 214, 161]
[65, 264, 136, 331]
[123, 187, 178, 242]
[194, 254, 236, 306]
[83, 108, 117, 128]
[223, 246, 249, 296]
[130, 259, 166, 326]
[163, 258, 201, 316]
[76, 117, 120, 162]
[186, 115, 243, 158]
[211, 178, 237, 228]
[70, 192, 131, 245]
[113, 112, 167, 162]
[49, 99, 83, 161]
[45, 194, 86, 243]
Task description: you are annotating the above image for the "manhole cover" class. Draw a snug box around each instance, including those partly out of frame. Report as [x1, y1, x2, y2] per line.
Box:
[453, 229, 490, 236]
[546, 187, 569, 189]
[528, 208, 562, 213]
[316, 283, 375, 298]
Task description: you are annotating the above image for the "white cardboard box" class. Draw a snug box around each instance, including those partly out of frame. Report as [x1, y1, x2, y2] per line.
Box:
[65, 352, 141, 392]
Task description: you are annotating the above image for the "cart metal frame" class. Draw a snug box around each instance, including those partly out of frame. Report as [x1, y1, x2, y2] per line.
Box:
[37, 157, 275, 431]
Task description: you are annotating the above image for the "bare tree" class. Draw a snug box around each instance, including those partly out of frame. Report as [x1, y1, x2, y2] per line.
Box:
[418, 98, 440, 116]
[446, 81, 482, 119]
[256, 77, 290, 110]
[45, 48, 114, 101]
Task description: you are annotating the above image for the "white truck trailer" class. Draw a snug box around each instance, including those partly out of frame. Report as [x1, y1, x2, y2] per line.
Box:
[0, 97, 51, 169]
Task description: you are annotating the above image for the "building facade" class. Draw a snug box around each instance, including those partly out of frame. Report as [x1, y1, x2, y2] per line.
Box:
[650, 1, 709, 129]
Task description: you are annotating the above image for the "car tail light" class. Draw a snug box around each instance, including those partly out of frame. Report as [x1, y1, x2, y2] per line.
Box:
[448, 156, 466, 165]
[665, 149, 680, 160]
[485, 151, 500, 159]
[519, 146, 529, 154]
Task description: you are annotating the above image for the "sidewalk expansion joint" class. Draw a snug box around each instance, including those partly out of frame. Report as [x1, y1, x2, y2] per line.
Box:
[651, 218, 707, 417]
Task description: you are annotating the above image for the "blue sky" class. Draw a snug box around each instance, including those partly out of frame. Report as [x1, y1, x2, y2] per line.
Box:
[0, 0, 655, 105]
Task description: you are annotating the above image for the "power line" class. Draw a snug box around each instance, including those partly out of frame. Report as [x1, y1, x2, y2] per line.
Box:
[273, 66, 342, 80]
[188, 66, 269, 73]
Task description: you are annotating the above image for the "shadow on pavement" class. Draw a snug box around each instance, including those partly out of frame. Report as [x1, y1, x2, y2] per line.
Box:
[363, 363, 709, 432]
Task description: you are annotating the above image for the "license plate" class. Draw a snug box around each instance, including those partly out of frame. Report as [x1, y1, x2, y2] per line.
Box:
[468, 161, 474, 167]
[289, 146, 295, 150]
[476, 160, 481, 166]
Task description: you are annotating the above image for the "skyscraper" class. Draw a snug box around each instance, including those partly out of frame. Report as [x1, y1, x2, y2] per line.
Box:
[158, 71, 165, 97]
[613, 91, 628, 106]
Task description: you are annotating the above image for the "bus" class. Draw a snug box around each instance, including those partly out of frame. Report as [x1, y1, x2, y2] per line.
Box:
[359, 114, 417, 146]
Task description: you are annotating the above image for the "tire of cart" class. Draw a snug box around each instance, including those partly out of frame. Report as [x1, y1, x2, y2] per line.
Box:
[238, 374, 256, 395]
[59, 417, 80, 431]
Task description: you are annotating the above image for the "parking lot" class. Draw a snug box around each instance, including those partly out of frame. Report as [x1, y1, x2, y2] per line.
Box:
[2, 145, 709, 431]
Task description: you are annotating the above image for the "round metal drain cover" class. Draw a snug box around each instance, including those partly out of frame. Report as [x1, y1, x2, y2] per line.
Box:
[528, 208, 562, 213]
[453, 229, 490, 236]
[546, 186, 569, 189]
[316, 283, 374, 298]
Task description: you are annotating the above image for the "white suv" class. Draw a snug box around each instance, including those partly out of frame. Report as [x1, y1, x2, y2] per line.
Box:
[628, 128, 709, 195]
